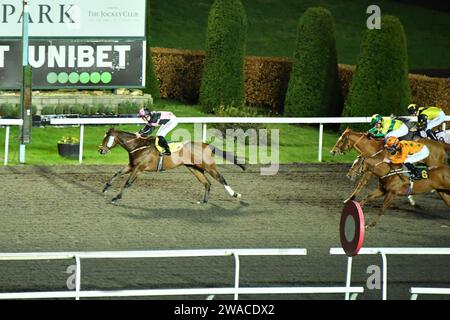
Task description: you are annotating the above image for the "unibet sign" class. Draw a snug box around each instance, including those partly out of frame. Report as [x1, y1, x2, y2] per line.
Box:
[0, 40, 145, 89]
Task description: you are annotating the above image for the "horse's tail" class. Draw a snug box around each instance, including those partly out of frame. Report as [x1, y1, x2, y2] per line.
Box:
[208, 145, 246, 171]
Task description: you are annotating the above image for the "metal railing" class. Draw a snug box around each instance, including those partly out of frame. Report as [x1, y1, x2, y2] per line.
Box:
[0, 248, 365, 300]
[330, 247, 450, 300]
[0, 119, 23, 165]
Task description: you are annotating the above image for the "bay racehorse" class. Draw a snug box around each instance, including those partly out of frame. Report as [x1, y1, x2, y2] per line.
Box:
[330, 128, 450, 203]
[98, 128, 245, 204]
[351, 154, 450, 227]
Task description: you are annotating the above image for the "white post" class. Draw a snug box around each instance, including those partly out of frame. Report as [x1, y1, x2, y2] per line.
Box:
[233, 252, 240, 300]
[75, 255, 81, 300]
[345, 256, 353, 300]
[381, 252, 388, 300]
[318, 124, 324, 162]
[19, 144, 26, 164]
[79, 125, 84, 164]
[4, 126, 10, 166]
[202, 123, 207, 143]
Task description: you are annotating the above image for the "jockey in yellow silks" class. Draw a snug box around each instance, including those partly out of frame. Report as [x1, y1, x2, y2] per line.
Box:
[368, 114, 409, 140]
[407, 104, 446, 140]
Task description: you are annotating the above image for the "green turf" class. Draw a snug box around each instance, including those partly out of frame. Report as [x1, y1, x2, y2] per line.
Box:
[0, 101, 357, 165]
[150, 0, 450, 69]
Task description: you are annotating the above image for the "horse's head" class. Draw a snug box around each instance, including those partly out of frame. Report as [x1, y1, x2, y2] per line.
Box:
[346, 156, 365, 181]
[98, 128, 119, 155]
[330, 128, 353, 156]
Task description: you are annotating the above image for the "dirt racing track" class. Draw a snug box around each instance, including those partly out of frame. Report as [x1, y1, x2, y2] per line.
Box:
[0, 163, 449, 300]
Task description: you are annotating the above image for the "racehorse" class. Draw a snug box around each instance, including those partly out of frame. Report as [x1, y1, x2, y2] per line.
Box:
[351, 155, 450, 228]
[330, 128, 450, 203]
[98, 128, 245, 204]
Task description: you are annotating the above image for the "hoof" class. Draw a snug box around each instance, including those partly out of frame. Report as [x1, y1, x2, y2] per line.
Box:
[234, 193, 242, 199]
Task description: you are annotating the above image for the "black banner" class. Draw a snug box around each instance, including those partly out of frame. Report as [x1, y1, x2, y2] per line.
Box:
[0, 39, 145, 89]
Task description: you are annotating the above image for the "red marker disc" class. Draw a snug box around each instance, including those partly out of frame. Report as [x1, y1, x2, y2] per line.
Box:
[340, 201, 365, 256]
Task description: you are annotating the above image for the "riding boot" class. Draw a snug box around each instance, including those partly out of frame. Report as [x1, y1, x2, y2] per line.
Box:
[426, 129, 438, 140]
[404, 162, 418, 179]
[158, 136, 171, 155]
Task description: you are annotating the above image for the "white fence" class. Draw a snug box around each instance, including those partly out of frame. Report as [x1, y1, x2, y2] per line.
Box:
[49, 116, 374, 164]
[0, 248, 365, 300]
[0, 119, 22, 165]
[330, 247, 450, 300]
[2, 116, 449, 165]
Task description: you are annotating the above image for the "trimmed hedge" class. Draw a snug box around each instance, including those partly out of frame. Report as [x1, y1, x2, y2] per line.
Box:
[199, 0, 248, 113]
[342, 16, 411, 130]
[149, 47, 450, 115]
[151, 48, 205, 104]
[284, 7, 342, 117]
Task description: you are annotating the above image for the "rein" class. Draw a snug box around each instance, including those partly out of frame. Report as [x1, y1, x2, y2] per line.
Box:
[130, 145, 152, 154]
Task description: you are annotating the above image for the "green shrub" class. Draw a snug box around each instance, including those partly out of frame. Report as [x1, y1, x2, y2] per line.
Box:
[117, 102, 140, 115]
[97, 105, 106, 114]
[0, 103, 20, 118]
[104, 106, 115, 115]
[341, 15, 411, 131]
[41, 106, 56, 115]
[54, 105, 64, 115]
[284, 7, 342, 118]
[70, 105, 83, 115]
[199, 0, 248, 113]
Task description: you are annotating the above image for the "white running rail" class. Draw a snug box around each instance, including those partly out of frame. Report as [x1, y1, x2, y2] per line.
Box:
[0, 248, 362, 300]
[330, 247, 450, 300]
[0, 119, 22, 165]
[410, 287, 450, 300]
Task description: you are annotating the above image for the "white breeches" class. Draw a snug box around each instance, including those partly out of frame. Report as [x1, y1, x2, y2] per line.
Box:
[425, 111, 446, 131]
[157, 117, 178, 137]
[385, 124, 409, 140]
[404, 146, 430, 164]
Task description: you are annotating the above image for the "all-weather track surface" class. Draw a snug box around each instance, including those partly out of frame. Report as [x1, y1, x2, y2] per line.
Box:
[0, 163, 449, 300]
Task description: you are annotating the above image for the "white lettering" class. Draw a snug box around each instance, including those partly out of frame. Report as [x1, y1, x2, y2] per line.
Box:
[97, 46, 112, 68]
[48, 46, 66, 68]
[0, 45, 10, 68]
[67, 45, 76, 68]
[366, 5, 381, 30]
[114, 45, 131, 68]
[29, 45, 46, 68]
[78, 45, 95, 68]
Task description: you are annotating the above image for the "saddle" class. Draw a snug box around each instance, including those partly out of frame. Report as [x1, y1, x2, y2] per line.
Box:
[154, 137, 183, 154]
[154, 138, 183, 172]
[403, 163, 429, 181]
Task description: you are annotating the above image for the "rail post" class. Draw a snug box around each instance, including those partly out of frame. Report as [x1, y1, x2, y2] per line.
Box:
[4, 126, 10, 166]
[79, 125, 84, 164]
[318, 123, 324, 162]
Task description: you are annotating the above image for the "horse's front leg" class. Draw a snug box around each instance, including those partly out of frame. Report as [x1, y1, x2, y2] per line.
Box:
[360, 187, 385, 207]
[344, 171, 373, 203]
[367, 191, 396, 228]
[111, 167, 142, 204]
[103, 165, 131, 193]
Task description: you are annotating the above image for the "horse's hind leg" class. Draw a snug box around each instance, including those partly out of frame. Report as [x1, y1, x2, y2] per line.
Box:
[111, 167, 142, 204]
[103, 165, 131, 193]
[204, 165, 241, 199]
[186, 166, 211, 203]
[360, 187, 385, 207]
[437, 191, 450, 207]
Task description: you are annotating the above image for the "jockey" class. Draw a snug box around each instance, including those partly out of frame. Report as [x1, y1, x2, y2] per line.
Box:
[136, 108, 178, 156]
[407, 104, 446, 140]
[368, 114, 409, 140]
[383, 136, 430, 179]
